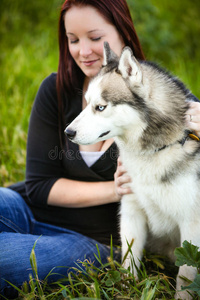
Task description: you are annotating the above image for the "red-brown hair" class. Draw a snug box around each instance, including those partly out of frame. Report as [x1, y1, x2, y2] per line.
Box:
[57, 0, 145, 144]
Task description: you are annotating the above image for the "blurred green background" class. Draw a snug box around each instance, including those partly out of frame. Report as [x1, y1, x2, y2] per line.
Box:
[0, 0, 200, 186]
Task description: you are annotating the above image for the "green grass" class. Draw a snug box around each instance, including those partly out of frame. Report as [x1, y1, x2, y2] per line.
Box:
[2, 241, 178, 299]
[2, 240, 200, 299]
[0, 0, 63, 186]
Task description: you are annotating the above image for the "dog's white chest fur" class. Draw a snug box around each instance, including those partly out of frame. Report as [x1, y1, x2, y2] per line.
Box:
[120, 146, 197, 234]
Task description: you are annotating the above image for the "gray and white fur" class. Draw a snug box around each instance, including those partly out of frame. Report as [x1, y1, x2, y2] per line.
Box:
[65, 42, 200, 299]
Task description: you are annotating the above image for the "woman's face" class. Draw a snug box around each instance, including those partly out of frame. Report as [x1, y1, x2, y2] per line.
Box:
[64, 5, 125, 78]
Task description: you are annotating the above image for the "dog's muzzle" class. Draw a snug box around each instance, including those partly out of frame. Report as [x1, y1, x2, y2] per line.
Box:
[64, 128, 76, 140]
[98, 131, 110, 138]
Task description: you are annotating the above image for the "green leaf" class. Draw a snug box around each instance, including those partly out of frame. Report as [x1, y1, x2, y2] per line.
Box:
[150, 257, 165, 270]
[4, 280, 26, 297]
[141, 280, 157, 300]
[73, 298, 101, 300]
[29, 235, 42, 277]
[110, 270, 121, 283]
[105, 270, 121, 286]
[105, 278, 113, 287]
[30, 248, 38, 276]
[61, 289, 68, 298]
[181, 274, 200, 296]
[174, 240, 200, 268]
[118, 267, 129, 274]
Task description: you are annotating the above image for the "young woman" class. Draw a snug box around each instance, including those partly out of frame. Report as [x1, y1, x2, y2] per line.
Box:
[0, 0, 199, 297]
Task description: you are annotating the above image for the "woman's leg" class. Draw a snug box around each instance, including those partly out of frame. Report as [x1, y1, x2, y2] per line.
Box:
[0, 187, 37, 297]
[1, 231, 113, 297]
[0, 187, 34, 233]
[0, 188, 120, 298]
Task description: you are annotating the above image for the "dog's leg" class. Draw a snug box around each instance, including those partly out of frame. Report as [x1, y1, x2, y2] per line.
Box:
[120, 194, 147, 278]
[175, 264, 196, 300]
[175, 222, 200, 299]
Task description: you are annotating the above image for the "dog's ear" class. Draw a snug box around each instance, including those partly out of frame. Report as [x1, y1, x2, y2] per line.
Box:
[118, 47, 142, 83]
[103, 42, 119, 66]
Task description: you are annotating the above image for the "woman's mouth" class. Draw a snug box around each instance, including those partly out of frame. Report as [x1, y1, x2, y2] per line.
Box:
[82, 59, 99, 67]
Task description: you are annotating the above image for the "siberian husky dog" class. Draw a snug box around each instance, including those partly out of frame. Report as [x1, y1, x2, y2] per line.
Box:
[65, 42, 200, 299]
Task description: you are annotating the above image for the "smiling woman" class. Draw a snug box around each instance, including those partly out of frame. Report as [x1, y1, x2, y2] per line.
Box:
[64, 5, 125, 78]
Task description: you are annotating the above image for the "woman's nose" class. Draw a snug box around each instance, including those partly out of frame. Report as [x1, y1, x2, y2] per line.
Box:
[79, 41, 92, 57]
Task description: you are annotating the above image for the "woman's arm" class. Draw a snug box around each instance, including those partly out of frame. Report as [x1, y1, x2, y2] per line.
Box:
[48, 156, 133, 208]
[25, 73, 66, 206]
[48, 178, 120, 207]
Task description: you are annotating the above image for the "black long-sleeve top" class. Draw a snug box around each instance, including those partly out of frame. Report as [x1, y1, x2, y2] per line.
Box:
[24, 73, 120, 245]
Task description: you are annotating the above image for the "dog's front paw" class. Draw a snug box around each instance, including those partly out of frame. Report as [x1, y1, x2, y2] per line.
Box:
[175, 265, 196, 299]
[174, 289, 193, 300]
[122, 256, 139, 280]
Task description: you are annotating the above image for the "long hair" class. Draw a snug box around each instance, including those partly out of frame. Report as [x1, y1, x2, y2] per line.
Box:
[57, 0, 145, 145]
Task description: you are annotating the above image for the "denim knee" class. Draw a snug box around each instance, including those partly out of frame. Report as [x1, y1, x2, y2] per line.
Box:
[0, 187, 23, 203]
[0, 187, 33, 233]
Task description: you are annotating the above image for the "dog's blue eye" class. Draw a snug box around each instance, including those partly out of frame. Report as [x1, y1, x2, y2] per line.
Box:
[96, 105, 107, 112]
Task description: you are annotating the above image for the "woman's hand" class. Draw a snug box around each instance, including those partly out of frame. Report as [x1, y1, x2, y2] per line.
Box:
[114, 157, 133, 199]
[186, 101, 200, 137]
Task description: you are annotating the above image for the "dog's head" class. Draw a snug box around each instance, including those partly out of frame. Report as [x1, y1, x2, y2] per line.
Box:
[65, 42, 148, 145]
[65, 42, 188, 149]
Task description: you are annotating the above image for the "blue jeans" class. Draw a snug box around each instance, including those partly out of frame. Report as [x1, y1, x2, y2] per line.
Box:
[0, 187, 120, 298]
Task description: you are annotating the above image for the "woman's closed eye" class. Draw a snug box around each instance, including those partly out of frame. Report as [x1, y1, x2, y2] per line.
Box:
[68, 37, 101, 44]
[69, 39, 79, 44]
[91, 37, 102, 42]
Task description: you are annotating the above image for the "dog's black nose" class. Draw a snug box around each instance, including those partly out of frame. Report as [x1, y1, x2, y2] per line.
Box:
[64, 128, 76, 139]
